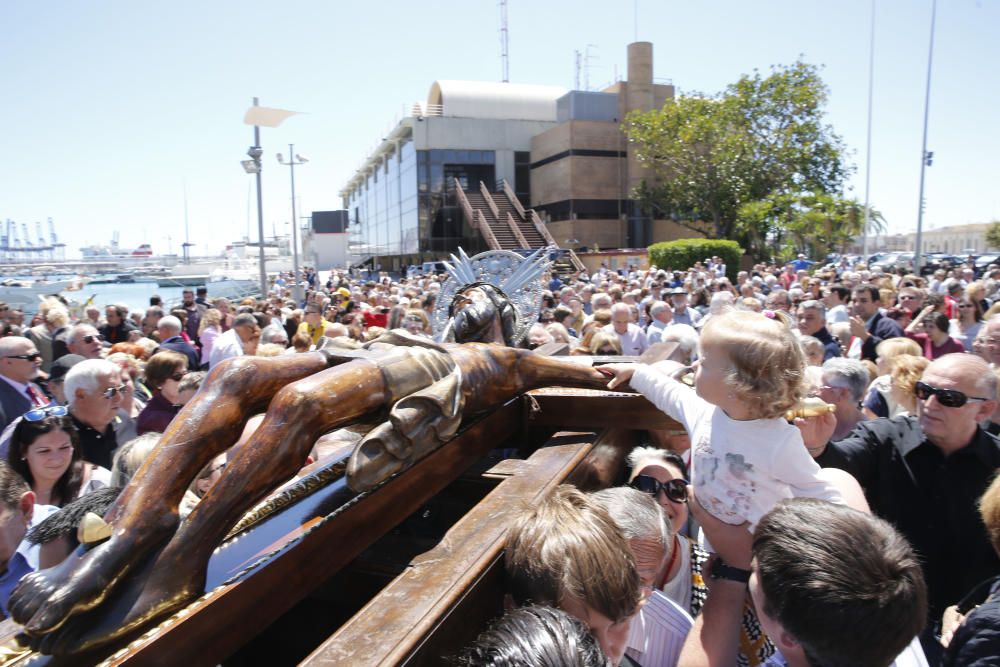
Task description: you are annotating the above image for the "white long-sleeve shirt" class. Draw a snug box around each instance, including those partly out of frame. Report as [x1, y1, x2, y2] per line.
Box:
[631, 365, 842, 529]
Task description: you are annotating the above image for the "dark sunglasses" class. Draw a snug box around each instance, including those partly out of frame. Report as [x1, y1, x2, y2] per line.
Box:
[102, 384, 128, 400]
[83, 334, 104, 344]
[630, 475, 689, 503]
[914, 381, 989, 408]
[5, 352, 42, 361]
[24, 405, 69, 421]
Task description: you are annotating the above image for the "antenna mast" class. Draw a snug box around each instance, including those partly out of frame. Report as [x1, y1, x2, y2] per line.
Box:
[574, 50, 581, 89]
[500, 0, 509, 82]
[584, 44, 598, 91]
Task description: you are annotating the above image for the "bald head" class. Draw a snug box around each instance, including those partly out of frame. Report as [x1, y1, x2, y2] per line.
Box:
[324, 322, 349, 338]
[926, 353, 997, 400]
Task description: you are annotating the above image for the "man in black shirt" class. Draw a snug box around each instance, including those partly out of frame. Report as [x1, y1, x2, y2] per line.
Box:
[802, 353, 1000, 619]
[98, 304, 137, 346]
[63, 358, 123, 469]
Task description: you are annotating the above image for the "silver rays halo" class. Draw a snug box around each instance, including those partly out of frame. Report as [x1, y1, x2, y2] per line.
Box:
[430, 246, 552, 346]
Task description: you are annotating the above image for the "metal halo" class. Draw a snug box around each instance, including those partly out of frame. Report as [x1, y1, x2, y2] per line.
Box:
[432, 248, 550, 346]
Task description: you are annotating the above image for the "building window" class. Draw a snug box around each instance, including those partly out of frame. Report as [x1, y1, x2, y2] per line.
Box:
[514, 151, 531, 203]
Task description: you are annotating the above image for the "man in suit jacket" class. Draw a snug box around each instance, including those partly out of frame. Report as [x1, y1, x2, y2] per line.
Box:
[0, 337, 48, 432]
[850, 284, 905, 361]
[156, 316, 200, 371]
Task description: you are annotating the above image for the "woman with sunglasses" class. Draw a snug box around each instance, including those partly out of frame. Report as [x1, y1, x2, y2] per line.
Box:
[136, 351, 188, 436]
[626, 446, 774, 665]
[626, 447, 698, 609]
[7, 407, 110, 507]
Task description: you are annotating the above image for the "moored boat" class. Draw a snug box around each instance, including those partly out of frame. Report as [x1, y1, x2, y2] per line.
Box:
[0, 276, 88, 312]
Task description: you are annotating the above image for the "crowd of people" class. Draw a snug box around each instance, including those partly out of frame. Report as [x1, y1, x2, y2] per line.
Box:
[0, 252, 995, 665]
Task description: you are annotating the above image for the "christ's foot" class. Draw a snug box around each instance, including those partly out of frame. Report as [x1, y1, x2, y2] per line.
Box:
[23, 537, 207, 657]
[10, 514, 177, 636]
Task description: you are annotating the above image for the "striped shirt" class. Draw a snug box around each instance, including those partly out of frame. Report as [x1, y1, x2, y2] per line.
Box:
[626, 590, 693, 667]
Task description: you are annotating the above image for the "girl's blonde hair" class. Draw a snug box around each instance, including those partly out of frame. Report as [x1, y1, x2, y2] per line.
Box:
[875, 337, 921, 361]
[587, 330, 622, 355]
[888, 354, 930, 413]
[701, 310, 806, 420]
[198, 308, 222, 336]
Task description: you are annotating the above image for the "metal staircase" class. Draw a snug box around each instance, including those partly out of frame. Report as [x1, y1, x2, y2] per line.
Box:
[452, 178, 586, 274]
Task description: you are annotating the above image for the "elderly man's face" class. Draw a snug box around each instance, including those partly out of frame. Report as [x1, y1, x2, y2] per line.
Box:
[611, 309, 630, 335]
[630, 536, 668, 597]
[69, 326, 104, 359]
[0, 339, 42, 384]
[72, 368, 124, 427]
[797, 308, 824, 336]
[818, 376, 848, 406]
[917, 359, 995, 445]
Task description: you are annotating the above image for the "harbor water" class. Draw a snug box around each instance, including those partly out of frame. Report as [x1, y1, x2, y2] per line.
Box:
[65, 283, 190, 314]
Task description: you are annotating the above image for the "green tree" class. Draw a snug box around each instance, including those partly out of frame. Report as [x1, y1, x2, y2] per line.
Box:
[985, 221, 1000, 250]
[735, 192, 885, 263]
[624, 61, 853, 260]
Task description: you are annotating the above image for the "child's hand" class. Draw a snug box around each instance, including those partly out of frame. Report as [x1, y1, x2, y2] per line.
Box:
[597, 363, 635, 390]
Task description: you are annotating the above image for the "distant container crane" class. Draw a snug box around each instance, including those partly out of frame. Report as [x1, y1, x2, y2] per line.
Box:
[1, 218, 58, 263]
[49, 218, 66, 261]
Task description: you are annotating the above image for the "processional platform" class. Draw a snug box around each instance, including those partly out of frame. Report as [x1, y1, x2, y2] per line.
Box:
[0, 384, 679, 667]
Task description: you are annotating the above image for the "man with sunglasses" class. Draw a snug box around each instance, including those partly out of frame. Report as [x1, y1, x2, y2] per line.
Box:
[0, 337, 48, 432]
[62, 359, 124, 469]
[66, 324, 105, 361]
[801, 353, 1000, 628]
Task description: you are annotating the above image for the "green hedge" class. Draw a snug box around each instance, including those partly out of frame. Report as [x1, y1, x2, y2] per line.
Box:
[648, 239, 743, 282]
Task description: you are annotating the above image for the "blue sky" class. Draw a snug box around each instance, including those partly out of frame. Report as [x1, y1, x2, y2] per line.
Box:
[1, 0, 997, 259]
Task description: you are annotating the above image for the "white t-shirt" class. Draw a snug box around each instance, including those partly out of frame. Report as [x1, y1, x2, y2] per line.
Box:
[826, 303, 850, 327]
[631, 365, 842, 529]
[208, 328, 245, 369]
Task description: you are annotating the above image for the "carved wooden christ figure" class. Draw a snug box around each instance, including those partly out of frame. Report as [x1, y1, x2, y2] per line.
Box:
[11, 258, 606, 656]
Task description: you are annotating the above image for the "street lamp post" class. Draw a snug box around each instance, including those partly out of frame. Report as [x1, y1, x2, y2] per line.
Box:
[241, 97, 268, 297]
[241, 98, 302, 298]
[277, 145, 308, 304]
[914, 0, 938, 275]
